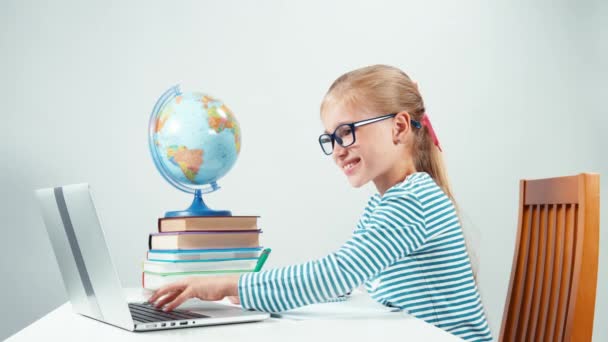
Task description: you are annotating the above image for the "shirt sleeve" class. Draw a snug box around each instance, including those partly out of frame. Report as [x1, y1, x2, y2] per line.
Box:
[238, 191, 427, 312]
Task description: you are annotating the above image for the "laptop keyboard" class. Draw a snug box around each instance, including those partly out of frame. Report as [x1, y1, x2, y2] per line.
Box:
[129, 302, 208, 323]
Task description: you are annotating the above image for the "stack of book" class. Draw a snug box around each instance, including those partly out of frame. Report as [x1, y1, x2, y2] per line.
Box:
[143, 215, 263, 290]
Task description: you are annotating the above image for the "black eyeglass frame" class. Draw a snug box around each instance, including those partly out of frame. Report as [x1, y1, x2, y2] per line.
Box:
[318, 113, 422, 155]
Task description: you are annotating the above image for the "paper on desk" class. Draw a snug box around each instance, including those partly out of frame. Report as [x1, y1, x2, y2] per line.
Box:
[271, 291, 403, 320]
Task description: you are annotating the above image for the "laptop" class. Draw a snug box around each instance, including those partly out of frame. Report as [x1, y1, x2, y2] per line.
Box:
[35, 183, 270, 332]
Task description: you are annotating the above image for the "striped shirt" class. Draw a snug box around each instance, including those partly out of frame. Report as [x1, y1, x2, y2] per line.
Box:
[238, 172, 493, 341]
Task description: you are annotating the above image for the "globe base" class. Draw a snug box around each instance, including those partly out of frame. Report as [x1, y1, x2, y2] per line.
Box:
[164, 208, 232, 217]
[164, 189, 232, 218]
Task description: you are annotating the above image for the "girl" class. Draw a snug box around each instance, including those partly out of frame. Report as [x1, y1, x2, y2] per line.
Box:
[148, 65, 493, 341]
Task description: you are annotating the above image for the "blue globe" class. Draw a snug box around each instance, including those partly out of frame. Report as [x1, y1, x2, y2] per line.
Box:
[148, 85, 241, 217]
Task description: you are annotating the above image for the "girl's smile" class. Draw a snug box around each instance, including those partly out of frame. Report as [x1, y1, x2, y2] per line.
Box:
[342, 157, 361, 176]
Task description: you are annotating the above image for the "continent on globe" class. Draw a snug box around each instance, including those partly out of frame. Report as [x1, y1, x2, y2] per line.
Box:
[166, 145, 204, 182]
[207, 104, 241, 153]
[201, 95, 217, 109]
[155, 107, 171, 134]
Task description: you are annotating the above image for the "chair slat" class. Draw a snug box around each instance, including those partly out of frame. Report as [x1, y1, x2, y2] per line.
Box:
[555, 204, 575, 341]
[546, 204, 565, 341]
[537, 204, 556, 342]
[529, 204, 549, 341]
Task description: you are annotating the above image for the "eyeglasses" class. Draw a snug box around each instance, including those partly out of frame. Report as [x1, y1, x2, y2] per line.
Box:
[318, 113, 422, 155]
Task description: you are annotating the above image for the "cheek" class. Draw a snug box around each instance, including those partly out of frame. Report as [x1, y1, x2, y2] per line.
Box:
[356, 127, 391, 149]
[351, 133, 374, 154]
[362, 142, 397, 171]
[358, 133, 387, 155]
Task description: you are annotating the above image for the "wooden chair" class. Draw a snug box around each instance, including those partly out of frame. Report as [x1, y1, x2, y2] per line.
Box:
[500, 173, 600, 342]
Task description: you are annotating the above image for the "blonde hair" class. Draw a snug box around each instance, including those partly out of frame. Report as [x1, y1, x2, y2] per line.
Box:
[321, 64, 479, 277]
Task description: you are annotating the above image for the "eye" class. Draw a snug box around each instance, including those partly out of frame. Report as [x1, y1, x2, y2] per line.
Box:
[335, 125, 352, 138]
[319, 135, 332, 144]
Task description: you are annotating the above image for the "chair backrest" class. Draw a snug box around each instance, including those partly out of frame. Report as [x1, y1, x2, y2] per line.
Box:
[500, 173, 600, 342]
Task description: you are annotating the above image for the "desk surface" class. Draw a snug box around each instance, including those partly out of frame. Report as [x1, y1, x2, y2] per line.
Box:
[7, 289, 463, 342]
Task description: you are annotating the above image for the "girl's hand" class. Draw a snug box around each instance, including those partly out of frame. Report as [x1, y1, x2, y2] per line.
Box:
[147, 274, 241, 312]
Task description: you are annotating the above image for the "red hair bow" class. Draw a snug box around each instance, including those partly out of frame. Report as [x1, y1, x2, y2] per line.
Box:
[421, 115, 442, 152]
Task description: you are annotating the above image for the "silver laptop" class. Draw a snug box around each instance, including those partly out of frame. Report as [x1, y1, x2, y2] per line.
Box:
[35, 183, 269, 332]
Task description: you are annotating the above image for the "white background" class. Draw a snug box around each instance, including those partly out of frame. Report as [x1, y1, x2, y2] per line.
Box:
[1, 0, 606, 340]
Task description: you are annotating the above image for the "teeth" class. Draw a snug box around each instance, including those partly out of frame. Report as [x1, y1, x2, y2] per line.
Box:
[344, 161, 358, 170]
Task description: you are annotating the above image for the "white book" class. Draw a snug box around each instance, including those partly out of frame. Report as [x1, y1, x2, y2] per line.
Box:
[143, 258, 258, 274]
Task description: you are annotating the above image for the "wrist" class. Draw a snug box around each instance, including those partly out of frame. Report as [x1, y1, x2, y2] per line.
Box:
[227, 274, 241, 297]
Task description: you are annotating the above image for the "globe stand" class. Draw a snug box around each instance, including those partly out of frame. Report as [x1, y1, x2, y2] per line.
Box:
[164, 189, 232, 217]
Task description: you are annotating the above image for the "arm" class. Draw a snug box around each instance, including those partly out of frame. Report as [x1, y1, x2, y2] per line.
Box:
[239, 192, 427, 312]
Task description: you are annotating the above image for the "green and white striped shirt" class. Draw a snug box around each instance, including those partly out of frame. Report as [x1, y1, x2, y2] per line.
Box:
[238, 172, 493, 341]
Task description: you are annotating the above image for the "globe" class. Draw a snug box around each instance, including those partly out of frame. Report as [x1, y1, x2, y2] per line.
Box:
[148, 85, 241, 217]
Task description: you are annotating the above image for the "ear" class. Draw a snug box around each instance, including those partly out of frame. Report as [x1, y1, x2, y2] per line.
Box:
[392, 111, 412, 144]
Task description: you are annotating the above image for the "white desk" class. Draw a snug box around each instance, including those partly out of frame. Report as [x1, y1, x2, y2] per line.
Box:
[7, 289, 463, 341]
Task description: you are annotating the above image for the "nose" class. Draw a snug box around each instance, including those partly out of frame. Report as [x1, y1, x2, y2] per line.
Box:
[333, 143, 347, 163]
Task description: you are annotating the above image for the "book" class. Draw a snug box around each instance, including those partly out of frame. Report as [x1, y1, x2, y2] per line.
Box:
[143, 258, 258, 273]
[158, 216, 259, 232]
[142, 270, 247, 290]
[148, 230, 261, 250]
[147, 247, 263, 261]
